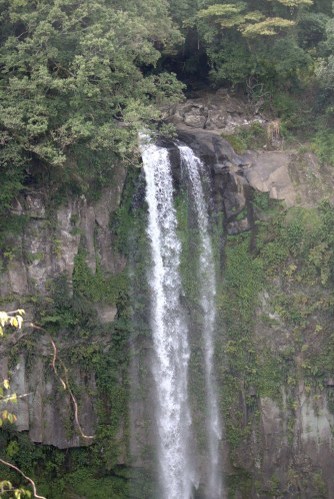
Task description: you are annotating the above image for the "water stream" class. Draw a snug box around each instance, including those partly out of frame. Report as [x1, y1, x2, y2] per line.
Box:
[141, 139, 195, 499]
[179, 145, 223, 498]
[141, 138, 223, 498]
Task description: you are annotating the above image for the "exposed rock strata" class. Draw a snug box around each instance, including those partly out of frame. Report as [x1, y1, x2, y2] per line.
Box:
[169, 93, 334, 235]
[164, 89, 263, 134]
[0, 165, 126, 448]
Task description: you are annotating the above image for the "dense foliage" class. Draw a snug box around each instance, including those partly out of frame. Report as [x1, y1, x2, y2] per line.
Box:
[2, 1, 334, 496]
[169, 0, 331, 86]
[1, 0, 334, 211]
[0, 0, 184, 208]
[167, 0, 334, 163]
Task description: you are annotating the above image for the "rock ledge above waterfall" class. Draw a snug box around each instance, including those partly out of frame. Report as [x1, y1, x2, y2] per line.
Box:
[165, 91, 334, 224]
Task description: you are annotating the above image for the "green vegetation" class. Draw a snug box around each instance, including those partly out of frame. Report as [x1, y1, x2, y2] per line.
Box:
[174, 0, 323, 89]
[1, 0, 334, 222]
[2, 0, 334, 497]
[0, 431, 157, 498]
[72, 251, 128, 305]
[1, 0, 334, 221]
[222, 122, 267, 153]
[0, 0, 184, 216]
[215, 196, 334, 495]
[166, 0, 334, 159]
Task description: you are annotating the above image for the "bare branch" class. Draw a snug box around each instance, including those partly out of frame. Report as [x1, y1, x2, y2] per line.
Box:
[0, 458, 46, 499]
[2, 392, 33, 402]
[58, 357, 95, 440]
[30, 323, 95, 440]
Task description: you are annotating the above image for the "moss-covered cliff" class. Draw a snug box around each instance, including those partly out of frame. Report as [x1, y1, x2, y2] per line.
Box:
[1, 92, 334, 498]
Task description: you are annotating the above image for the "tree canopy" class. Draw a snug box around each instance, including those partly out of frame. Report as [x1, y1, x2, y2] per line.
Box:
[0, 0, 184, 204]
[0, 0, 334, 210]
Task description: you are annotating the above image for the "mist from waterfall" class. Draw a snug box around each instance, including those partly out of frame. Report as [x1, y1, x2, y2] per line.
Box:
[141, 139, 195, 499]
[179, 145, 223, 499]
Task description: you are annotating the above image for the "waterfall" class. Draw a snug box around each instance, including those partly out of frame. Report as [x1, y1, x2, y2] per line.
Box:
[141, 139, 195, 499]
[179, 145, 223, 499]
[140, 137, 223, 498]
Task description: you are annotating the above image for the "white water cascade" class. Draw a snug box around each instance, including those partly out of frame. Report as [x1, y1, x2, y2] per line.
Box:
[141, 139, 195, 499]
[179, 145, 223, 499]
[141, 137, 223, 498]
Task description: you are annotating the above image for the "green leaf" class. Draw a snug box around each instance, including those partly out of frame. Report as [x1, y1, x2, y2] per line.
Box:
[276, 0, 313, 6]
[241, 17, 294, 37]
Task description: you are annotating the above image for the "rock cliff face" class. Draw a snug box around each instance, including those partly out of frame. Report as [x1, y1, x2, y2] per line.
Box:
[0, 165, 126, 448]
[171, 101, 334, 234]
[169, 90, 334, 207]
[1, 90, 334, 497]
[168, 92, 334, 497]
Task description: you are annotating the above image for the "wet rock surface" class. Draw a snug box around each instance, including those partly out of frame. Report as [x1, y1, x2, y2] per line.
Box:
[0, 165, 126, 299]
[1, 353, 97, 448]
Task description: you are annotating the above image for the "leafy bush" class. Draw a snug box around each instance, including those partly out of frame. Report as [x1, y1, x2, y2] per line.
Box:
[312, 128, 334, 166]
[223, 122, 267, 153]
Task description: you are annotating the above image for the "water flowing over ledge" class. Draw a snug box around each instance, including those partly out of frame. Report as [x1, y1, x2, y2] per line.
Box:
[180, 145, 223, 499]
[141, 139, 195, 499]
[140, 136, 224, 498]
